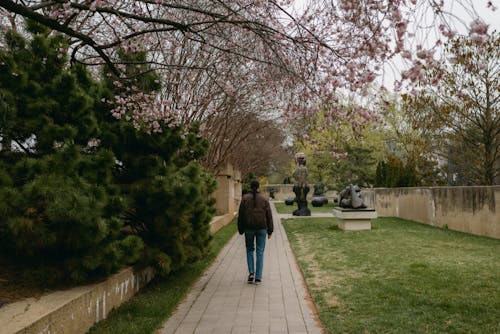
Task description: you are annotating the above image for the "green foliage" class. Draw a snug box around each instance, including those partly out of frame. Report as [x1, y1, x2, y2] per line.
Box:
[331, 143, 377, 189]
[293, 110, 382, 189]
[127, 158, 216, 276]
[0, 26, 143, 284]
[0, 25, 216, 286]
[375, 155, 418, 187]
[370, 96, 446, 187]
[0, 149, 141, 284]
[98, 52, 216, 277]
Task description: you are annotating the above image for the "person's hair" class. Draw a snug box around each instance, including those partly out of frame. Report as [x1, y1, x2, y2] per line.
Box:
[250, 179, 259, 207]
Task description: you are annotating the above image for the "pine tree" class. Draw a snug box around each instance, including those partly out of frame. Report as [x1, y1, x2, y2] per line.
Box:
[0, 21, 217, 285]
[98, 51, 216, 276]
[0, 23, 143, 285]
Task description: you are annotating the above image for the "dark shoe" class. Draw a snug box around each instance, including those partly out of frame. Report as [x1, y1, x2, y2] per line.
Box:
[254, 278, 262, 285]
[247, 273, 255, 283]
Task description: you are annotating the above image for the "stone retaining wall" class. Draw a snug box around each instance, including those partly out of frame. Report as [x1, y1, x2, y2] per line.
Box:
[214, 163, 241, 216]
[361, 186, 499, 239]
[0, 267, 154, 334]
[0, 214, 236, 334]
[209, 214, 234, 234]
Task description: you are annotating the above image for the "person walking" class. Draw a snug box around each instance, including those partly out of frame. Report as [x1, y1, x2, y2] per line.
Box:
[238, 179, 274, 285]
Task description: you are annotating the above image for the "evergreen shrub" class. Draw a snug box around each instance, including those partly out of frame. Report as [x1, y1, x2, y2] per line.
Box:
[0, 23, 216, 285]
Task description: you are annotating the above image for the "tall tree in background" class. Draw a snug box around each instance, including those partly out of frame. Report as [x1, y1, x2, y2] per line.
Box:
[201, 110, 290, 178]
[381, 97, 444, 186]
[406, 31, 499, 185]
[293, 106, 383, 189]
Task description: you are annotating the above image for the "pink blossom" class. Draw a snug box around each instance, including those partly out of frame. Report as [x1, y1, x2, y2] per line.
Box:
[470, 33, 485, 45]
[469, 19, 489, 36]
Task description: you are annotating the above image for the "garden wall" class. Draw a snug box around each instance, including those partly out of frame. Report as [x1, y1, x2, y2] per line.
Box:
[361, 186, 499, 239]
[0, 267, 154, 334]
[264, 184, 338, 202]
[213, 163, 242, 216]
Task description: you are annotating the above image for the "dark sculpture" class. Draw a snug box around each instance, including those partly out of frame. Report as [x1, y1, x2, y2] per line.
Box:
[292, 152, 311, 216]
[339, 184, 366, 209]
[313, 183, 326, 196]
[284, 197, 295, 206]
[311, 183, 328, 207]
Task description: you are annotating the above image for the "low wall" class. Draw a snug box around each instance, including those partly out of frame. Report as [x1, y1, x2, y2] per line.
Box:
[264, 184, 338, 202]
[0, 267, 154, 334]
[209, 214, 234, 234]
[362, 186, 499, 239]
[214, 163, 242, 216]
[0, 214, 235, 334]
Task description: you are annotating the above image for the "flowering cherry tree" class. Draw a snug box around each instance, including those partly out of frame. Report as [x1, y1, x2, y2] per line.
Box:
[0, 1, 493, 140]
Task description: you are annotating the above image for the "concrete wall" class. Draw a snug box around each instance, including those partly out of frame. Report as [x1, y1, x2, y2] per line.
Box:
[211, 163, 241, 232]
[209, 214, 234, 234]
[0, 267, 154, 334]
[264, 184, 294, 201]
[362, 186, 499, 239]
[233, 169, 242, 213]
[264, 184, 338, 202]
[213, 163, 242, 216]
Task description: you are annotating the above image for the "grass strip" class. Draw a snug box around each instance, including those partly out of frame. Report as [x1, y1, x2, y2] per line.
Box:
[87, 220, 237, 334]
[273, 201, 336, 214]
[283, 217, 500, 334]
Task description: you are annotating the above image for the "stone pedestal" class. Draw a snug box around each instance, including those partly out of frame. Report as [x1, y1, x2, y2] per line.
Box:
[333, 207, 377, 231]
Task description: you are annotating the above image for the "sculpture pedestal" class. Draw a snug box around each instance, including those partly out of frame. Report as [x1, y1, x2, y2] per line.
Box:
[333, 207, 377, 231]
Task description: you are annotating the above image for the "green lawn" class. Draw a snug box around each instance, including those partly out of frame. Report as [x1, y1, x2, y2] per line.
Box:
[283, 217, 500, 334]
[87, 221, 237, 334]
[273, 201, 336, 214]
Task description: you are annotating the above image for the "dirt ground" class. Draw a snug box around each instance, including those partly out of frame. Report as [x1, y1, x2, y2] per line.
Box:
[0, 261, 110, 309]
[0, 265, 48, 308]
[0, 259, 59, 308]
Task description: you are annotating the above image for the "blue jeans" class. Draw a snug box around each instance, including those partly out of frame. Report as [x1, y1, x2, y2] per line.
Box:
[245, 228, 267, 280]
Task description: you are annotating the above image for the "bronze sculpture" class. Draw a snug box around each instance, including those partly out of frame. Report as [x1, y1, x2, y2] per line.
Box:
[311, 183, 328, 207]
[339, 184, 366, 209]
[292, 152, 311, 216]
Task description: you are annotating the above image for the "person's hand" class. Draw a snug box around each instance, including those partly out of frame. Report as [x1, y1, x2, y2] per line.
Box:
[267, 234, 272, 239]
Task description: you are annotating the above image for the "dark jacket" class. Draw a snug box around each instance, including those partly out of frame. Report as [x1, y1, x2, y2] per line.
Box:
[237, 191, 274, 235]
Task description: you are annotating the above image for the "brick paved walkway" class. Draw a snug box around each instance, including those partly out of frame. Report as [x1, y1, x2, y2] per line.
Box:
[159, 203, 324, 334]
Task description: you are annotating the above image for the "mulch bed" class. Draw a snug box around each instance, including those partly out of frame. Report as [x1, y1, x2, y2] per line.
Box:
[0, 260, 53, 308]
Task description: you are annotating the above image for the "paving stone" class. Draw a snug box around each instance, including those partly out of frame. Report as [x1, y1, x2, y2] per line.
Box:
[231, 326, 251, 334]
[159, 203, 324, 334]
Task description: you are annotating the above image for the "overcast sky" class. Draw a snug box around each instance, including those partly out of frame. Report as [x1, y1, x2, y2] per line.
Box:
[293, 0, 499, 89]
[384, 0, 499, 89]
